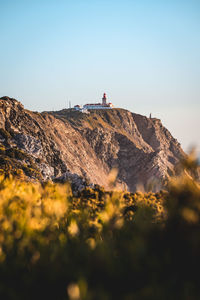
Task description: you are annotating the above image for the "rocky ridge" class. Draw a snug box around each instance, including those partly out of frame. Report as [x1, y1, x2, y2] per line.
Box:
[0, 96, 185, 191]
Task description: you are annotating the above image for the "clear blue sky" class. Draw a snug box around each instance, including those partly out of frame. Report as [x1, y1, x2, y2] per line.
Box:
[1, 0, 200, 154]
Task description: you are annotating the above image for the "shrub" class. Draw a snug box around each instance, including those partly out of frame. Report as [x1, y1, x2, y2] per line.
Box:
[5, 147, 29, 160]
[0, 154, 199, 299]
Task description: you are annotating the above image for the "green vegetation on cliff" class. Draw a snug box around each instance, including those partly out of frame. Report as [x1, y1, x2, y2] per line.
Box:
[0, 142, 42, 180]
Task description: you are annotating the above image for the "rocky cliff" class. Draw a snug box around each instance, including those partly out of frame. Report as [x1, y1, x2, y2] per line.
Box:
[0, 96, 185, 191]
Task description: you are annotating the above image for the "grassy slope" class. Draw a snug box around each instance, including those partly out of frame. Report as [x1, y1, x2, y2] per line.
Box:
[51, 108, 131, 134]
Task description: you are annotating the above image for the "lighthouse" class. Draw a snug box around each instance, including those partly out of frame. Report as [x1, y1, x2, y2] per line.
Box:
[102, 93, 107, 105]
[74, 93, 114, 111]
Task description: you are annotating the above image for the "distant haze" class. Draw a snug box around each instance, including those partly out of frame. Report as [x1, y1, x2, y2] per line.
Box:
[0, 0, 200, 154]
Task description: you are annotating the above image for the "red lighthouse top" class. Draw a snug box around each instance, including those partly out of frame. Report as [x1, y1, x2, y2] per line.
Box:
[102, 93, 107, 105]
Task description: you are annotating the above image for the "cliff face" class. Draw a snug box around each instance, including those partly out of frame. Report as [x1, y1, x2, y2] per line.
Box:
[0, 96, 185, 191]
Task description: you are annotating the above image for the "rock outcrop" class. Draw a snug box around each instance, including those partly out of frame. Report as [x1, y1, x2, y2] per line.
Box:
[0, 96, 185, 191]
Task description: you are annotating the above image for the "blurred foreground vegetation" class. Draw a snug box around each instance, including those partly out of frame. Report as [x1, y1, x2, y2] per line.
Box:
[0, 154, 200, 299]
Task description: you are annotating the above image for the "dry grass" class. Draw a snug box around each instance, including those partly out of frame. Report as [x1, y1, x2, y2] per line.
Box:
[0, 154, 199, 299]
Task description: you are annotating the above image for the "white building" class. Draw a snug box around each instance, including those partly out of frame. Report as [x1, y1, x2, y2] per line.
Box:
[74, 93, 114, 112]
[74, 105, 89, 114]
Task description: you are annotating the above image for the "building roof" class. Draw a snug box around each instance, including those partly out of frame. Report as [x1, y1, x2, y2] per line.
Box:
[84, 103, 113, 106]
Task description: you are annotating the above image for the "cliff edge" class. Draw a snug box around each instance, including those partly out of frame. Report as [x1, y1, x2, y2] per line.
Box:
[0, 96, 185, 191]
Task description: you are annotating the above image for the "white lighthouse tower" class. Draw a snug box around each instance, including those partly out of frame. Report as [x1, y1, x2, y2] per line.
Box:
[102, 93, 107, 105]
